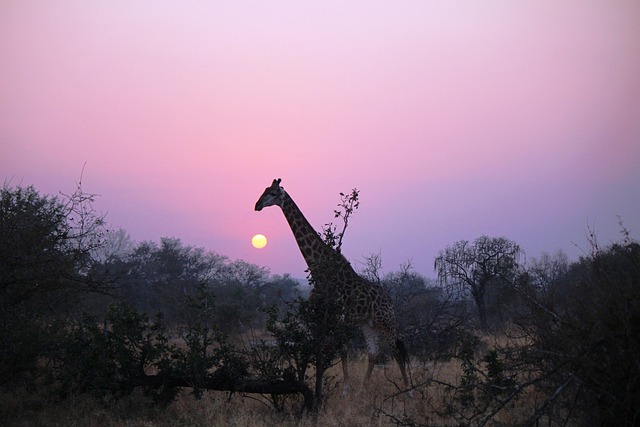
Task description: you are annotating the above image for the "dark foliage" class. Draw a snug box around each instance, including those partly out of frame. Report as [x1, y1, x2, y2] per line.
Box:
[0, 184, 107, 385]
[520, 241, 640, 425]
[50, 288, 313, 409]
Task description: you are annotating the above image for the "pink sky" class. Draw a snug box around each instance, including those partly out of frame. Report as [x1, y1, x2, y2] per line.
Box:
[2, 1, 640, 277]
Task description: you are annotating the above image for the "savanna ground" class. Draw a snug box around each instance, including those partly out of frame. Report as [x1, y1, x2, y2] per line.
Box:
[1, 343, 550, 427]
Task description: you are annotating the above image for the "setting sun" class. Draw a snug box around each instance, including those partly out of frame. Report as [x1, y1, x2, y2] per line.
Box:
[251, 234, 267, 249]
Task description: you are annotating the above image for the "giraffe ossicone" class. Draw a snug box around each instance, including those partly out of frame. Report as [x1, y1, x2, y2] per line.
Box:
[255, 178, 411, 394]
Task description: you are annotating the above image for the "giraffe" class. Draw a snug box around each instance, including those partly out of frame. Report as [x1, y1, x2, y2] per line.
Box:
[255, 178, 411, 393]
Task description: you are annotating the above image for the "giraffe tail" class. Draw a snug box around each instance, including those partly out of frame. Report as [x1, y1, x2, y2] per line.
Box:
[395, 338, 413, 395]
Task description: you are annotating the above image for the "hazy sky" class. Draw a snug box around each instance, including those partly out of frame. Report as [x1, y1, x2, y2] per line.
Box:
[3, 1, 640, 277]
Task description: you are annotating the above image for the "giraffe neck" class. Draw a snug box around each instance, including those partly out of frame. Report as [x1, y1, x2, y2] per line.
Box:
[279, 191, 352, 278]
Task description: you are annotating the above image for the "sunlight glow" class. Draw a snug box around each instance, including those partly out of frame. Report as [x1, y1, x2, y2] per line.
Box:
[251, 234, 267, 249]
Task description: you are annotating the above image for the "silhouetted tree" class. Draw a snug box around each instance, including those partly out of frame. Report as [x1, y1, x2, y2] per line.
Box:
[0, 183, 107, 385]
[434, 236, 523, 330]
[524, 249, 570, 314]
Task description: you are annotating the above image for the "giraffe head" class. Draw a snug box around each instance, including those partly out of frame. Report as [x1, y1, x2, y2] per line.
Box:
[255, 178, 285, 211]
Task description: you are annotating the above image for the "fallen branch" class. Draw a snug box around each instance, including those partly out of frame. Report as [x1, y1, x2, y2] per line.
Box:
[127, 373, 315, 411]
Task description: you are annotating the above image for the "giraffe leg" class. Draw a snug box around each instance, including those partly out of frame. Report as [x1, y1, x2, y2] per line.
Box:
[395, 356, 412, 396]
[341, 350, 350, 394]
[362, 323, 379, 385]
[365, 353, 376, 383]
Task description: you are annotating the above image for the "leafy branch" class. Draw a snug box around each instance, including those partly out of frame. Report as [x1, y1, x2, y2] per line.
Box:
[322, 188, 359, 252]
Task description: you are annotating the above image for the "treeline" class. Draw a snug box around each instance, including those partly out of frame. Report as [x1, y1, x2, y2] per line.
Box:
[94, 235, 304, 334]
[1, 183, 639, 424]
[1, 183, 303, 368]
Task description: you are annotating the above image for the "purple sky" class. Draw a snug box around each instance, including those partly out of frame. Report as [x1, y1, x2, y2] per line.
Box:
[2, 1, 640, 278]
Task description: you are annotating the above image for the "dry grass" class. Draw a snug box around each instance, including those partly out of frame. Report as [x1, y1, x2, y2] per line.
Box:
[2, 351, 544, 426]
